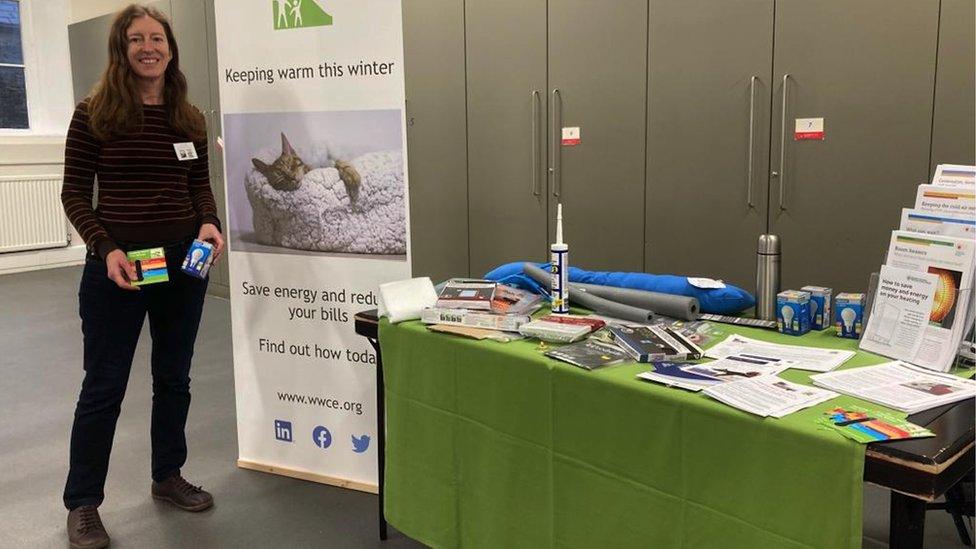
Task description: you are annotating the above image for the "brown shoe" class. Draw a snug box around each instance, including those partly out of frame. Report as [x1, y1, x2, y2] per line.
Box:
[67, 505, 110, 549]
[151, 475, 214, 512]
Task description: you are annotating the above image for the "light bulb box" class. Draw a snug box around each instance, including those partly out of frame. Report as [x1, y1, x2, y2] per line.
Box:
[800, 285, 833, 330]
[776, 290, 811, 335]
[181, 239, 215, 279]
[835, 293, 865, 339]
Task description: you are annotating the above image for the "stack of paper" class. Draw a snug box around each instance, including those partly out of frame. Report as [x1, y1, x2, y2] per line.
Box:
[706, 334, 855, 372]
[701, 376, 839, 418]
[811, 361, 976, 414]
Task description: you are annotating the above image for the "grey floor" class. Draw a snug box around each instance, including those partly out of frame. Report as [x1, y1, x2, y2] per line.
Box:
[0, 266, 971, 548]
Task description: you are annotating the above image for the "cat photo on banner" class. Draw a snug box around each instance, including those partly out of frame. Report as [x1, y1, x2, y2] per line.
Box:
[222, 109, 407, 258]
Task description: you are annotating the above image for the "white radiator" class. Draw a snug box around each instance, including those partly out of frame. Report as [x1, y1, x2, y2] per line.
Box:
[0, 175, 70, 254]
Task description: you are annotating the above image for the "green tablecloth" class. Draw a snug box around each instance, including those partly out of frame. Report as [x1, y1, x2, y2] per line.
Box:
[379, 320, 896, 548]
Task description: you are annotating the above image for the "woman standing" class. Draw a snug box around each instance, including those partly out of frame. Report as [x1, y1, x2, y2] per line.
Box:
[60, 5, 223, 548]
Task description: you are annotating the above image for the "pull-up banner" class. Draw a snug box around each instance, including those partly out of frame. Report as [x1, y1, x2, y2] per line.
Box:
[214, 0, 409, 492]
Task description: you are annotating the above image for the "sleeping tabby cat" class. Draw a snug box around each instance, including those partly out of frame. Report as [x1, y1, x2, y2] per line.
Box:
[251, 133, 310, 191]
[251, 133, 362, 207]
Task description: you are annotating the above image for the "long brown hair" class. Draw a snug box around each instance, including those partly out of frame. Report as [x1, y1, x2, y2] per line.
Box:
[87, 4, 205, 141]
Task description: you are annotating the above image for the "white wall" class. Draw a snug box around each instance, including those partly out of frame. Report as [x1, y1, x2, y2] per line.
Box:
[70, 0, 176, 24]
[1, 0, 75, 137]
[69, 0, 133, 23]
[0, 0, 83, 274]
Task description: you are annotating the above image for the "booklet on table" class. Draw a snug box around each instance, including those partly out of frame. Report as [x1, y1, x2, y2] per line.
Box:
[820, 407, 935, 444]
[880, 231, 975, 372]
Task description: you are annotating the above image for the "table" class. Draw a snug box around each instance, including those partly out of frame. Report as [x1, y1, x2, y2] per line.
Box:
[355, 310, 974, 548]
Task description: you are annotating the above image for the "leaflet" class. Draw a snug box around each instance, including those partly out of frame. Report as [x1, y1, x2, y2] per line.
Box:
[820, 407, 935, 444]
[932, 164, 976, 187]
[705, 334, 855, 372]
[684, 355, 792, 380]
[637, 362, 723, 392]
[913, 185, 976, 218]
[860, 266, 938, 363]
[636, 354, 791, 392]
[811, 361, 976, 414]
[885, 231, 975, 372]
[899, 208, 976, 239]
[702, 375, 839, 418]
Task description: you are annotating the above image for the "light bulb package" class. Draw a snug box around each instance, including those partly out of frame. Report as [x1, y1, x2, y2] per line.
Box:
[181, 239, 215, 279]
[776, 290, 811, 335]
[800, 285, 833, 330]
[835, 293, 865, 339]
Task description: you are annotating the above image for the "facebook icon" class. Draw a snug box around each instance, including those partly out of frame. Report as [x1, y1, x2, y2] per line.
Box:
[274, 420, 293, 442]
[312, 425, 332, 450]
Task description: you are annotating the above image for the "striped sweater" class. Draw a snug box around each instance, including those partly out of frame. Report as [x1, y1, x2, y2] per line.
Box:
[61, 100, 221, 259]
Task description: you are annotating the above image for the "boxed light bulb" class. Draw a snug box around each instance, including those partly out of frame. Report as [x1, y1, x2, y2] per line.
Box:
[801, 285, 833, 330]
[181, 239, 215, 279]
[776, 290, 811, 335]
[835, 293, 865, 339]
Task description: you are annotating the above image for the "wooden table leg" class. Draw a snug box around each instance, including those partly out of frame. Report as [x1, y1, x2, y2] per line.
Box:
[890, 491, 926, 549]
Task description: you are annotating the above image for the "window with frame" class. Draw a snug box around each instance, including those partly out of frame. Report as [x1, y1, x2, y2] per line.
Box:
[0, 0, 28, 129]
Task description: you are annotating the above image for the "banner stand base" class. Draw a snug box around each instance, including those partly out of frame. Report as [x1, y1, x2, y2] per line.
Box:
[237, 459, 379, 495]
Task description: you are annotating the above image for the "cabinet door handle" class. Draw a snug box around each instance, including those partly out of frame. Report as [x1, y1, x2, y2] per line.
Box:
[778, 74, 790, 210]
[551, 88, 562, 197]
[747, 76, 757, 208]
[531, 90, 541, 196]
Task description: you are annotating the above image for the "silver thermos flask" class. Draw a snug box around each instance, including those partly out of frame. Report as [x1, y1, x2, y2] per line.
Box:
[756, 234, 781, 320]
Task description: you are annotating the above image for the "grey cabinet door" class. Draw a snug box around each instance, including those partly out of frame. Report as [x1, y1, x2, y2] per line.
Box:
[203, 0, 229, 293]
[170, 0, 210, 112]
[548, 0, 648, 272]
[466, 0, 548, 277]
[930, 0, 976, 171]
[172, 0, 230, 292]
[68, 13, 115, 103]
[403, 0, 469, 281]
[645, 0, 773, 288]
[769, 0, 939, 292]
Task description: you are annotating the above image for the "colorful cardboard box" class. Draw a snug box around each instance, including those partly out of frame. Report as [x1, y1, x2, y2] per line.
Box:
[181, 239, 215, 279]
[126, 247, 168, 286]
[801, 285, 833, 331]
[776, 290, 811, 335]
[835, 292, 865, 339]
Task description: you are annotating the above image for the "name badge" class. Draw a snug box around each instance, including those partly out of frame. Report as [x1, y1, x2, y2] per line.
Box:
[173, 142, 198, 161]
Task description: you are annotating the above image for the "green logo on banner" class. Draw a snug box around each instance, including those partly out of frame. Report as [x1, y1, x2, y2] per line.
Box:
[273, 0, 333, 30]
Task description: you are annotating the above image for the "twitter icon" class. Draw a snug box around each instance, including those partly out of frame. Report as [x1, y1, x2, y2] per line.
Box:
[351, 434, 370, 454]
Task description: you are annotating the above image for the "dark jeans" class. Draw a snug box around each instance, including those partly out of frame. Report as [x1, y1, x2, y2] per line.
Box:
[63, 242, 208, 510]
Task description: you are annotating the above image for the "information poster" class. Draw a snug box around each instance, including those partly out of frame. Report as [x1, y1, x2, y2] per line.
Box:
[213, 0, 409, 491]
